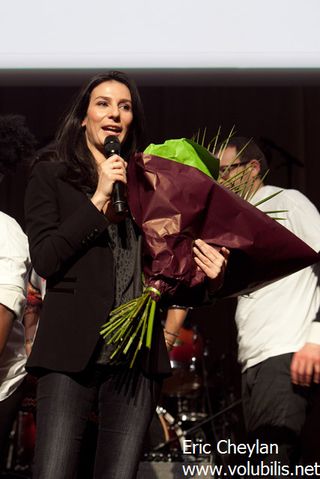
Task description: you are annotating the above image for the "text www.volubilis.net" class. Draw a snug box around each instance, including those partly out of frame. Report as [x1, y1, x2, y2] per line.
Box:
[182, 461, 320, 477]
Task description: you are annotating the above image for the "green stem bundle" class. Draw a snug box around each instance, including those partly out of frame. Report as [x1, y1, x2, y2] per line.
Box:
[100, 286, 161, 368]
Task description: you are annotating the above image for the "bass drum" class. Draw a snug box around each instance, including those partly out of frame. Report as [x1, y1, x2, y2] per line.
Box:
[162, 327, 204, 397]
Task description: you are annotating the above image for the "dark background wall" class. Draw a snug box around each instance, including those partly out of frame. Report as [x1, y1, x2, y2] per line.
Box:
[1, 71, 320, 228]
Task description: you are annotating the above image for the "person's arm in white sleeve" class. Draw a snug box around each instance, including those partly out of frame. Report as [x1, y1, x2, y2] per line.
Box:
[0, 212, 30, 356]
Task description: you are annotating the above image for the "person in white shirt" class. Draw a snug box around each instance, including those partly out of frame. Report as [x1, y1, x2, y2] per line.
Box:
[218, 136, 320, 471]
[0, 212, 30, 466]
[0, 114, 36, 469]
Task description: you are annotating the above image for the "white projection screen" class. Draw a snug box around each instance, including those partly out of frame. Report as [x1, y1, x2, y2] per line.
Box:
[0, 0, 320, 82]
[0, 0, 320, 69]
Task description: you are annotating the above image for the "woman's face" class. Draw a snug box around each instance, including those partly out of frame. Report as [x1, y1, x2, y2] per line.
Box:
[82, 80, 133, 158]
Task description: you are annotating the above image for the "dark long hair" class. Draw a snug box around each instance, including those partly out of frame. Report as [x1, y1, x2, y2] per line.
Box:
[55, 71, 145, 192]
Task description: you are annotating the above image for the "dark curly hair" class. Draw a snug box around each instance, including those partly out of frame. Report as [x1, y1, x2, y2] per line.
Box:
[54, 71, 146, 193]
[0, 115, 37, 174]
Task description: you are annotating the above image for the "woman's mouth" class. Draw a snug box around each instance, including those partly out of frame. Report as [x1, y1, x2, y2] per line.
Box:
[102, 126, 122, 135]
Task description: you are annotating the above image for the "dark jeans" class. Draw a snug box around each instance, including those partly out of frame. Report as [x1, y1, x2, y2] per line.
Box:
[33, 366, 162, 479]
[242, 353, 319, 477]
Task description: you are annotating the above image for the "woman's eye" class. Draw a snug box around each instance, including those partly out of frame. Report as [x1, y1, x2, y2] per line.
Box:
[120, 103, 132, 111]
[97, 101, 108, 107]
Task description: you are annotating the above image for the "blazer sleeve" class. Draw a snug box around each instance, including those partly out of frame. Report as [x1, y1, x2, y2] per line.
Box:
[25, 162, 110, 279]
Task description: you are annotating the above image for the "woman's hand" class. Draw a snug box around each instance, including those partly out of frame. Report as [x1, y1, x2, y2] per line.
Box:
[90, 154, 127, 216]
[193, 239, 230, 291]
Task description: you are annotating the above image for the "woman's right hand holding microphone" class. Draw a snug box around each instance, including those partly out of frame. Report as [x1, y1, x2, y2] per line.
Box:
[91, 154, 127, 221]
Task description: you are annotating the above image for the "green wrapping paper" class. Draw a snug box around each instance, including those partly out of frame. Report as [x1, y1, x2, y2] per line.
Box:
[144, 138, 219, 180]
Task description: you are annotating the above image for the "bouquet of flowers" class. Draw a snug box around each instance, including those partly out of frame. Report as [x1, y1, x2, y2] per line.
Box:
[100, 138, 320, 366]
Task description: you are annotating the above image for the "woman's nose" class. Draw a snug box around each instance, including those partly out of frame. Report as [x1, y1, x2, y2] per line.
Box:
[108, 104, 120, 119]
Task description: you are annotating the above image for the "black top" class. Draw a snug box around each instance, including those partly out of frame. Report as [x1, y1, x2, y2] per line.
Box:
[24, 161, 170, 376]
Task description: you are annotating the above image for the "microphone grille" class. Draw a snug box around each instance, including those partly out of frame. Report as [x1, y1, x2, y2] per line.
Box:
[104, 135, 120, 157]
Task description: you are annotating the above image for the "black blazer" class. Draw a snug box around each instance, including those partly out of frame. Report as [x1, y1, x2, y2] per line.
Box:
[24, 161, 170, 375]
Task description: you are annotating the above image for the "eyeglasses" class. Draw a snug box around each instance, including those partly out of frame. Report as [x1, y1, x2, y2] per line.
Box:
[219, 160, 251, 176]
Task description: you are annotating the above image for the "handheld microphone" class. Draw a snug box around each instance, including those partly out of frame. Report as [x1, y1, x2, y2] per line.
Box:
[103, 135, 127, 215]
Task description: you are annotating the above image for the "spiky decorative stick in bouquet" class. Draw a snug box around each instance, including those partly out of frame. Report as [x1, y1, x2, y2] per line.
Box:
[100, 138, 320, 367]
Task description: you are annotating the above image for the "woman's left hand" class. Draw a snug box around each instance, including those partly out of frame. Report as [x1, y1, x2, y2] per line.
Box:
[193, 239, 230, 290]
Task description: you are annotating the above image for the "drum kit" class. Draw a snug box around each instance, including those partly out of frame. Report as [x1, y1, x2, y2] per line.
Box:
[143, 324, 213, 462]
[143, 323, 243, 464]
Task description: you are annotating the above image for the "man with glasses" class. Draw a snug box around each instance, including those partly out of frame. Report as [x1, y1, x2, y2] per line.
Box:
[218, 136, 320, 472]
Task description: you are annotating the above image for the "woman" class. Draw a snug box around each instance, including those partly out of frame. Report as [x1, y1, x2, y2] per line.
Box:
[25, 71, 228, 479]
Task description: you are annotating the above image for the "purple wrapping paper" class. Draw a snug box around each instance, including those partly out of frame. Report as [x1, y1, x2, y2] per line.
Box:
[128, 153, 320, 298]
